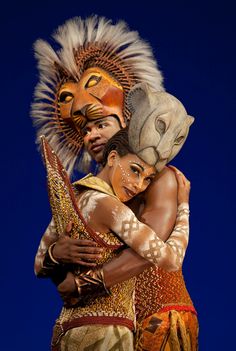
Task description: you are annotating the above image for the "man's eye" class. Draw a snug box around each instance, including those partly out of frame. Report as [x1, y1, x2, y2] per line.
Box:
[59, 91, 73, 103]
[82, 129, 90, 136]
[85, 75, 102, 88]
[98, 123, 107, 129]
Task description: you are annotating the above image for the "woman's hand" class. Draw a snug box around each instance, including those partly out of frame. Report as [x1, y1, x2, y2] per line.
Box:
[168, 165, 191, 204]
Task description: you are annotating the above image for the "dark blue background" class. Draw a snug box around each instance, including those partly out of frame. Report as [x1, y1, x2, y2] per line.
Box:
[1, 1, 235, 349]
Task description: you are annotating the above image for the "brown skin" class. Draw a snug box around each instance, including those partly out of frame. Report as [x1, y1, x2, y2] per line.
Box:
[56, 120, 189, 298]
[52, 237, 104, 267]
[57, 166, 188, 297]
[52, 222, 104, 267]
[99, 151, 156, 203]
[83, 117, 122, 163]
[51, 117, 121, 267]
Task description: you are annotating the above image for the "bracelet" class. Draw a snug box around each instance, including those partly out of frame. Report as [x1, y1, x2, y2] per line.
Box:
[74, 268, 111, 298]
[48, 242, 60, 265]
[100, 269, 111, 296]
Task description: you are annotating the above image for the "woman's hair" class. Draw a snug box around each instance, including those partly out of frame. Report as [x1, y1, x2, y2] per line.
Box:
[102, 128, 135, 166]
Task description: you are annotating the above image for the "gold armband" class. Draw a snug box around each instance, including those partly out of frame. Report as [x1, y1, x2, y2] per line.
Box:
[74, 268, 111, 303]
[48, 242, 60, 265]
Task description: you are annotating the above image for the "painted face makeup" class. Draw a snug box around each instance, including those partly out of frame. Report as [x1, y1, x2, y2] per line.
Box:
[83, 117, 121, 163]
[109, 153, 156, 202]
[58, 67, 125, 133]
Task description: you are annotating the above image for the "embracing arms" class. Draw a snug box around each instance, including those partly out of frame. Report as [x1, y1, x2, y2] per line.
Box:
[98, 177, 189, 271]
[34, 220, 103, 277]
[34, 167, 190, 302]
[57, 166, 190, 302]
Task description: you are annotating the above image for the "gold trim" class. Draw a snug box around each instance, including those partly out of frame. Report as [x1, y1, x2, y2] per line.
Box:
[48, 243, 60, 264]
[74, 174, 117, 199]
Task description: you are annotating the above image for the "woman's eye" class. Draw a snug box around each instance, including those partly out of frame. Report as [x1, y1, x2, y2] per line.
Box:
[130, 166, 140, 175]
[59, 92, 73, 103]
[85, 75, 101, 88]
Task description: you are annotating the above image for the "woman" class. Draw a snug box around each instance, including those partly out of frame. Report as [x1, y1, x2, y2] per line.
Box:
[41, 129, 191, 350]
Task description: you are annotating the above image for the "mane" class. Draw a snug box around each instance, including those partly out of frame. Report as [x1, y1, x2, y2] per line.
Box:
[31, 15, 164, 175]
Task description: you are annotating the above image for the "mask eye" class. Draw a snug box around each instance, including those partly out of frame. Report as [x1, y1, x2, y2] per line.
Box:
[59, 91, 73, 103]
[175, 135, 185, 144]
[85, 75, 102, 88]
[155, 119, 166, 134]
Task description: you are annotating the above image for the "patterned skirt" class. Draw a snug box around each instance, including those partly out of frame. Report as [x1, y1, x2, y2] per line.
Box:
[58, 325, 134, 351]
[135, 310, 198, 351]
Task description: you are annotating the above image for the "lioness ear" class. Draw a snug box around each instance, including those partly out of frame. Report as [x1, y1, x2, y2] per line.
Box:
[187, 115, 195, 126]
[126, 83, 150, 114]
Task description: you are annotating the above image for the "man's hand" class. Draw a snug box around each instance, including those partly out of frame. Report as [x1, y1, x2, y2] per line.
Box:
[52, 236, 103, 266]
[168, 165, 191, 204]
[52, 222, 103, 266]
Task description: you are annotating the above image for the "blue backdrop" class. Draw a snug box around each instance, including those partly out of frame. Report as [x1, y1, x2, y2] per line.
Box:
[1, 1, 235, 349]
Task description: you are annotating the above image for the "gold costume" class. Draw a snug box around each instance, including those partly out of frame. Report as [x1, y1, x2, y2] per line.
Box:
[51, 175, 136, 350]
[135, 267, 198, 350]
[33, 16, 198, 351]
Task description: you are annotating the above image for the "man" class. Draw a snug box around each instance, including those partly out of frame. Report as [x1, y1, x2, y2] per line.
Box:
[32, 16, 198, 350]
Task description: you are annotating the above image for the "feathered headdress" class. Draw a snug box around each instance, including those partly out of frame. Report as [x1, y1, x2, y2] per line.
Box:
[31, 15, 164, 174]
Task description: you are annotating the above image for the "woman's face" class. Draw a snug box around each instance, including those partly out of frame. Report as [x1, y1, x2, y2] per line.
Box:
[108, 152, 156, 202]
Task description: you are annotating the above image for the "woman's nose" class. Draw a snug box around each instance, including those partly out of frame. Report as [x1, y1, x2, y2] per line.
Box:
[133, 178, 144, 192]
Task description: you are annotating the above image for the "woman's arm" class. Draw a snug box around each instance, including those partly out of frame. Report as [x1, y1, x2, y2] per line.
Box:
[98, 168, 190, 272]
[102, 201, 189, 272]
[57, 167, 190, 302]
[103, 167, 180, 287]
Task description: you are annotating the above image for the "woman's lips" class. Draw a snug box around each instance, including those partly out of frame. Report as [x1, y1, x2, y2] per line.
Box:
[124, 187, 136, 198]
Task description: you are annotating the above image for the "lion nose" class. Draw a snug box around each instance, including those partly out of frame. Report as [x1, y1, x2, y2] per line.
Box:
[72, 105, 88, 118]
[138, 148, 157, 166]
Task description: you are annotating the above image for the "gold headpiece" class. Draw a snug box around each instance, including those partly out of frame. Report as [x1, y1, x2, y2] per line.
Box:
[31, 16, 164, 174]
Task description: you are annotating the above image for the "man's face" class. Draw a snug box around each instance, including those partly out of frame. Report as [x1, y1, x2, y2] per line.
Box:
[58, 67, 126, 133]
[83, 116, 121, 163]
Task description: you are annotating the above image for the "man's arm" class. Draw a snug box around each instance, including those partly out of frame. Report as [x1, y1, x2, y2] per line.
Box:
[140, 167, 178, 237]
[101, 194, 189, 272]
[57, 167, 189, 303]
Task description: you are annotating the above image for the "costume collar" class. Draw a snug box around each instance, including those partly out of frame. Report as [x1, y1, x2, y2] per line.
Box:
[74, 173, 117, 199]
